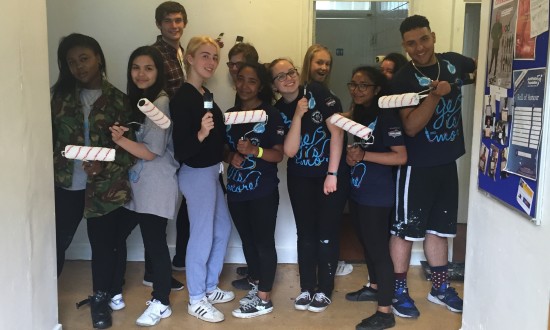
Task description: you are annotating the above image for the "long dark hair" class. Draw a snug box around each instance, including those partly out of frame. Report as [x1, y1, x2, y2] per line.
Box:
[52, 33, 106, 98]
[236, 62, 274, 105]
[127, 46, 166, 123]
[350, 66, 388, 124]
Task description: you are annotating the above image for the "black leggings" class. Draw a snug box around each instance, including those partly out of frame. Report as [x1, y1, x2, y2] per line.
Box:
[54, 187, 85, 276]
[349, 200, 394, 306]
[287, 173, 349, 296]
[228, 190, 279, 293]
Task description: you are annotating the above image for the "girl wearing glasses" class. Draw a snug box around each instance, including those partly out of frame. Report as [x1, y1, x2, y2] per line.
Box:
[270, 48, 348, 313]
[109, 46, 179, 327]
[51, 33, 135, 329]
[224, 62, 284, 318]
[342, 66, 406, 330]
[170, 36, 234, 323]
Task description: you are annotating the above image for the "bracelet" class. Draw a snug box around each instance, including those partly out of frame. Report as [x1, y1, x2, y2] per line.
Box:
[257, 147, 264, 159]
[326, 171, 338, 176]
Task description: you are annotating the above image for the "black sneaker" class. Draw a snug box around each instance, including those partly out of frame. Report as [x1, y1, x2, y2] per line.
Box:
[171, 258, 185, 271]
[294, 291, 313, 311]
[308, 292, 331, 312]
[142, 276, 184, 291]
[231, 276, 253, 290]
[232, 295, 274, 318]
[89, 291, 112, 329]
[346, 284, 378, 302]
[356, 311, 396, 330]
[236, 266, 249, 276]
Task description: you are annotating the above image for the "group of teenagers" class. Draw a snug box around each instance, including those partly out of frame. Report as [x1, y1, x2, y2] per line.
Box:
[51, 2, 477, 330]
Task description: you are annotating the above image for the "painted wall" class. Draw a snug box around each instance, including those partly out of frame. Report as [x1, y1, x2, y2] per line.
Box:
[0, 0, 60, 329]
[461, 1, 550, 329]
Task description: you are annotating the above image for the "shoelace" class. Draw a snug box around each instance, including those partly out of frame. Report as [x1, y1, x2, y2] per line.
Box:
[314, 293, 331, 304]
[297, 291, 311, 301]
[241, 296, 261, 312]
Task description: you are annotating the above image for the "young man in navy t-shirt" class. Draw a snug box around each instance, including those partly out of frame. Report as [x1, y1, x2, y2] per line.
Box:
[389, 15, 476, 319]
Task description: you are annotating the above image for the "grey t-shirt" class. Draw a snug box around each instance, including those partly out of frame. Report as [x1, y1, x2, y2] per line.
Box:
[124, 93, 179, 219]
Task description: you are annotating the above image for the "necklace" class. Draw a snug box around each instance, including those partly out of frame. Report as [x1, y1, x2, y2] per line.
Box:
[411, 58, 440, 83]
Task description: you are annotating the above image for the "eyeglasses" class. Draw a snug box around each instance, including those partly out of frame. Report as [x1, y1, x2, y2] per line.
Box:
[347, 82, 377, 92]
[272, 68, 299, 82]
[226, 61, 244, 69]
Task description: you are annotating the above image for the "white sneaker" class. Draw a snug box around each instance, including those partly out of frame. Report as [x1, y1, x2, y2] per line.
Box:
[207, 287, 235, 304]
[239, 284, 258, 305]
[136, 299, 172, 326]
[188, 297, 224, 323]
[335, 260, 353, 276]
[109, 293, 125, 311]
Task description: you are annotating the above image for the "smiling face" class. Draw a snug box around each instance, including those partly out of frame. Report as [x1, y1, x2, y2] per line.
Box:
[187, 43, 219, 80]
[236, 66, 261, 106]
[402, 27, 437, 67]
[348, 71, 379, 107]
[66, 46, 102, 89]
[271, 60, 299, 97]
[131, 55, 158, 91]
[309, 49, 331, 83]
[157, 12, 186, 46]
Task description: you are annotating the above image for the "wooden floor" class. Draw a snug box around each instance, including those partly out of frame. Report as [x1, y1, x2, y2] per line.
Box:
[58, 261, 463, 329]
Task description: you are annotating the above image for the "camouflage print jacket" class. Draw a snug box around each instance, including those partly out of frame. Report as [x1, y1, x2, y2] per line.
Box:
[51, 79, 135, 218]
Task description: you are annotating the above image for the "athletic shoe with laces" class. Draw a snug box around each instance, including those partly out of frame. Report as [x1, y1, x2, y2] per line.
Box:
[207, 287, 235, 304]
[427, 282, 463, 312]
[335, 260, 354, 276]
[239, 283, 259, 305]
[346, 283, 378, 302]
[294, 291, 313, 311]
[142, 276, 184, 291]
[391, 287, 420, 318]
[136, 299, 171, 326]
[308, 292, 332, 312]
[188, 297, 224, 323]
[356, 311, 396, 330]
[232, 295, 274, 318]
[108, 293, 126, 311]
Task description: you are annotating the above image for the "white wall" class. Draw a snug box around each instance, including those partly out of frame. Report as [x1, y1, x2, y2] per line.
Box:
[461, 1, 550, 329]
[0, 1, 60, 329]
[46, 0, 313, 263]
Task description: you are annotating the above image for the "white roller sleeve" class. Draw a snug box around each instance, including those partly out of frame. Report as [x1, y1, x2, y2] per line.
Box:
[224, 110, 267, 125]
[329, 114, 373, 140]
[62, 145, 116, 161]
[378, 93, 420, 108]
[137, 98, 171, 129]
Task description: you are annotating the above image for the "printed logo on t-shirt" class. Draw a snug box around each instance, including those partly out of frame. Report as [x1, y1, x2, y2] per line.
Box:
[276, 126, 285, 136]
[311, 110, 323, 124]
[325, 97, 336, 107]
[350, 162, 367, 188]
[388, 127, 402, 138]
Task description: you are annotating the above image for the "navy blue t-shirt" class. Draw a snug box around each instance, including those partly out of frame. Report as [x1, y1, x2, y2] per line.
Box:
[391, 52, 476, 167]
[275, 81, 344, 177]
[349, 104, 405, 207]
[225, 103, 285, 202]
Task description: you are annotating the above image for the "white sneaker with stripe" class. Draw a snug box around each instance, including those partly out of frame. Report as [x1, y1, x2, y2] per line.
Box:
[188, 297, 224, 323]
[206, 287, 235, 304]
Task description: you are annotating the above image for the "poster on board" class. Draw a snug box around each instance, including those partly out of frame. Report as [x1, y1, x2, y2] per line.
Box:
[487, 0, 517, 88]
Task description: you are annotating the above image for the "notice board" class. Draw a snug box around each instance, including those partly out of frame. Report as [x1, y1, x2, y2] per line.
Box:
[478, 0, 549, 223]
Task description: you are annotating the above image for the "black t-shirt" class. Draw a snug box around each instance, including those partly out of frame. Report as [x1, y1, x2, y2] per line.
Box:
[391, 52, 476, 167]
[170, 83, 225, 167]
[225, 103, 285, 202]
[275, 81, 344, 177]
[349, 104, 405, 207]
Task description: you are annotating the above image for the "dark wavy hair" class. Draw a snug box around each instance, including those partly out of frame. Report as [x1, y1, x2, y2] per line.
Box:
[228, 42, 259, 62]
[400, 15, 431, 37]
[383, 52, 408, 74]
[350, 66, 388, 123]
[236, 62, 274, 105]
[155, 1, 187, 25]
[127, 46, 166, 123]
[52, 33, 106, 98]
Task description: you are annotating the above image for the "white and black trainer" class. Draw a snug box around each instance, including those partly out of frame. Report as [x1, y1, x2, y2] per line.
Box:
[206, 287, 235, 304]
[136, 299, 171, 326]
[188, 297, 224, 323]
[232, 295, 274, 319]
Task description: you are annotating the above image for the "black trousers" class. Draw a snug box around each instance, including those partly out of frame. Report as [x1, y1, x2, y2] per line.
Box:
[228, 190, 279, 292]
[117, 209, 172, 305]
[54, 187, 85, 276]
[349, 200, 394, 306]
[287, 172, 349, 296]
